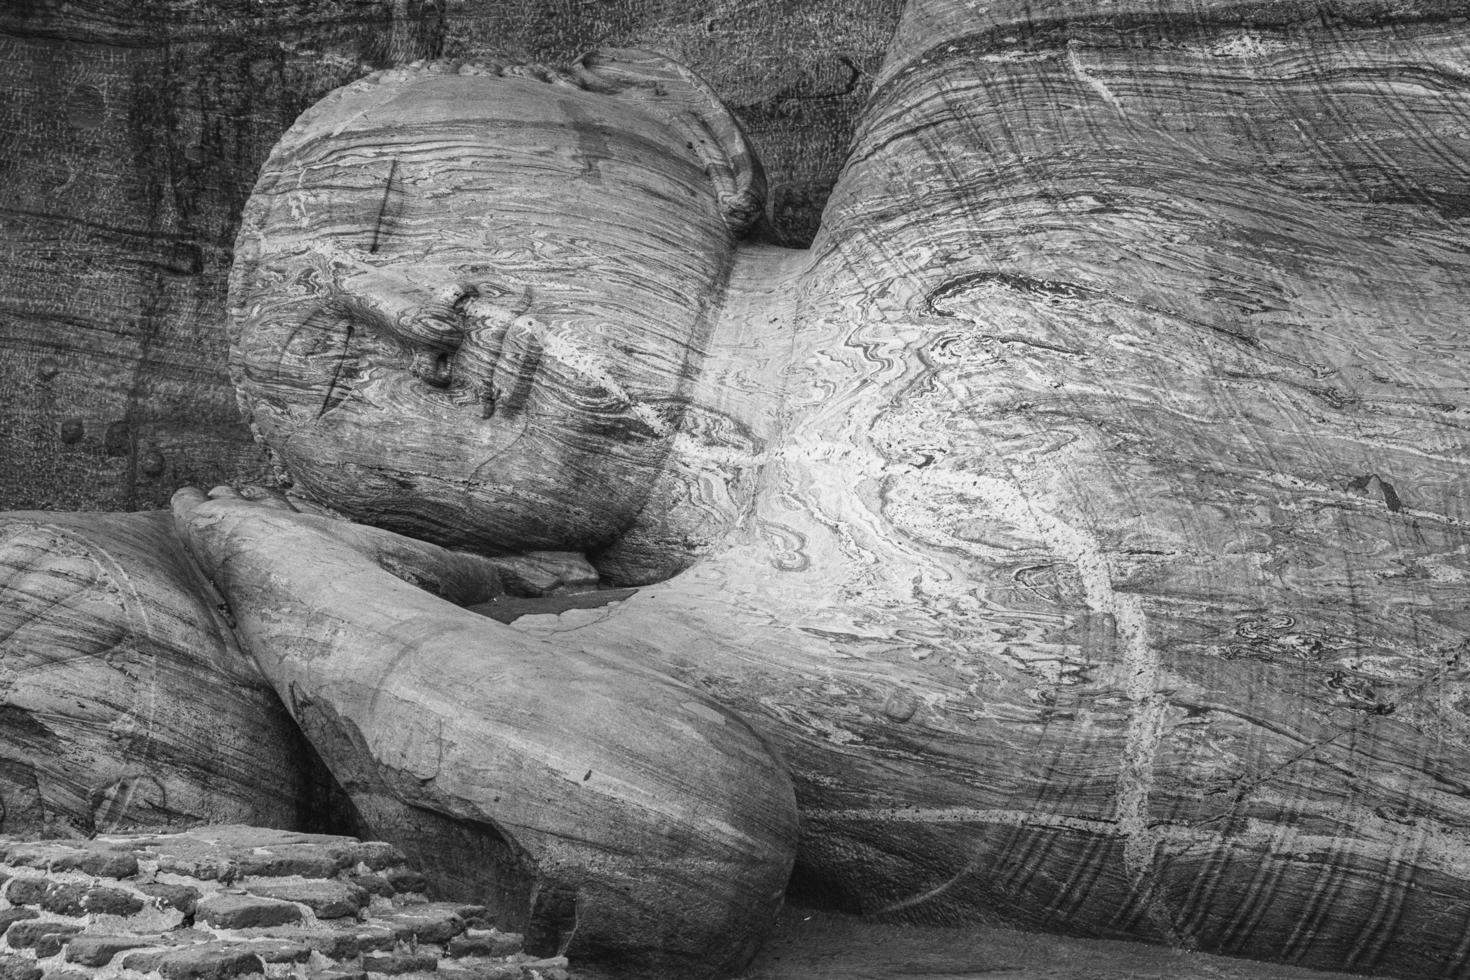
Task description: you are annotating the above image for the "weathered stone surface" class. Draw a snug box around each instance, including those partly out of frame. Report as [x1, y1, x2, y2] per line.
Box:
[344, 843, 407, 872]
[5, 845, 138, 880]
[0, 3, 440, 516]
[64, 936, 160, 968]
[434, 964, 520, 980]
[40, 884, 143, 917]
[448, 931, 522, 960]
[0, 910, 36, 932]
[516, 958, 569, 980]
[362, 952, 438, 975]
[241, 880, 366, 919]
[236, 849, 348, 880]
[0, 954, 41, 980]
[0, 825, 563, 980]
[139, 883, 202, 916]
[0, 512, 315, 837]
[376, 906, 468, 946]
[33, 883, 85, 915]
[233, 939, 311, 964]
[349, 926, 398, 953]
[195, 893, 302, 930]
[308, 970, 367, 980]
[128, 826, 366, 882]
[153, 943, 266, 980]
[348, 874, 394, 898]
[3, 880, 45, 907]
[381, 869, 426, 895]
[235, 928, 360, 961]
[750, 906, 1395, 980]
[5, 920, 82, 954]
[120, 949, 167, 973]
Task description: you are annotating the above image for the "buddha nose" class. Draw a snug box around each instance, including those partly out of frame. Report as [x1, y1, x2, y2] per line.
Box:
[331, 266, 527, 401]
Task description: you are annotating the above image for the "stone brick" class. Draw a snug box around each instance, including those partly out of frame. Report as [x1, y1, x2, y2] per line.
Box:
[1, 844, 133, 876]
[35, 936, 73, 958]
[64, 935, 158, 968]
[435, 964, 522, 980]
[89, 885, 143, 916]
[518, 957, 569, 980]
[448, 930, 523, 958]
[382, 868, 427, 894]
[377, 904, 467, 944]
[154, 943, 266, 980]
[345, 842, 405, 871]
[236, 928, 359, 961]
[6, 920, 82, 953]
[120, 950, 166, 973]
[452, 906, 492, 928]
[29, 847, 141, 879]
[41, 885, 143, 916]
[0, 909, 37, 932]
[234, 939, 310, 964]
[362, 951, 438, 975]
[138, 883, 201, 915]
[0, 953, 41, 980]
[45, 970, 91, 980]
[33, 884, 85, 916]
[4, 879, 45, 906]
[152, 855, 240, 883]
[309, 971, 366, 980]
[236, 846, 348, 879]
[351, 926, 397, 952]
[242, 880, 367, 919]
[348, 873, 394, 898]
[196, 892, 302, 929]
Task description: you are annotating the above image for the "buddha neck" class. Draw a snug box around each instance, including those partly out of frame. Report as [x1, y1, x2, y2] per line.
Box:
[589, 242, 808, 585]
[685, 242, 808, 446]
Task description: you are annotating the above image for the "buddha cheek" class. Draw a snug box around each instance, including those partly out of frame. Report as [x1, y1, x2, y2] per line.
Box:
[516, 323, 677, 447]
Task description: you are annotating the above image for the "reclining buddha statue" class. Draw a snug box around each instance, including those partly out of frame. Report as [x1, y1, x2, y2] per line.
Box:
[3, 0, 1470, 977]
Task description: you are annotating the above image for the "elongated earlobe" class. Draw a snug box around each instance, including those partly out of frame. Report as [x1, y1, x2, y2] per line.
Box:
[572, 48, 767, 236]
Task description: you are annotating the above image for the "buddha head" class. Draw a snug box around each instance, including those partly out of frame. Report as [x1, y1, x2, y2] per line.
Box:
[227, 51, 764, 568]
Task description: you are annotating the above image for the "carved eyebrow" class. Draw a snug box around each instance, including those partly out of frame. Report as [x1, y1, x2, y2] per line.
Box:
[367, 158, 401, 254]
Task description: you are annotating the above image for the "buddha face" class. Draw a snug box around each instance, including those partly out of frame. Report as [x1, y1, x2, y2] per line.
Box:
[228, 65, 737, 555]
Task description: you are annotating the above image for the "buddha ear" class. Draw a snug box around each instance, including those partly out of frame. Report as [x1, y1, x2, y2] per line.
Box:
[572, 48, 766, 237]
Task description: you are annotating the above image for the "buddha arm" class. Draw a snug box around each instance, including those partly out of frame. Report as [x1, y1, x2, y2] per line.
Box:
[171, 489, 797, 980]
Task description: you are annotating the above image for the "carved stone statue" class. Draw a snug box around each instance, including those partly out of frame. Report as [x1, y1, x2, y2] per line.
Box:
[4, 0, 1470, 978]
